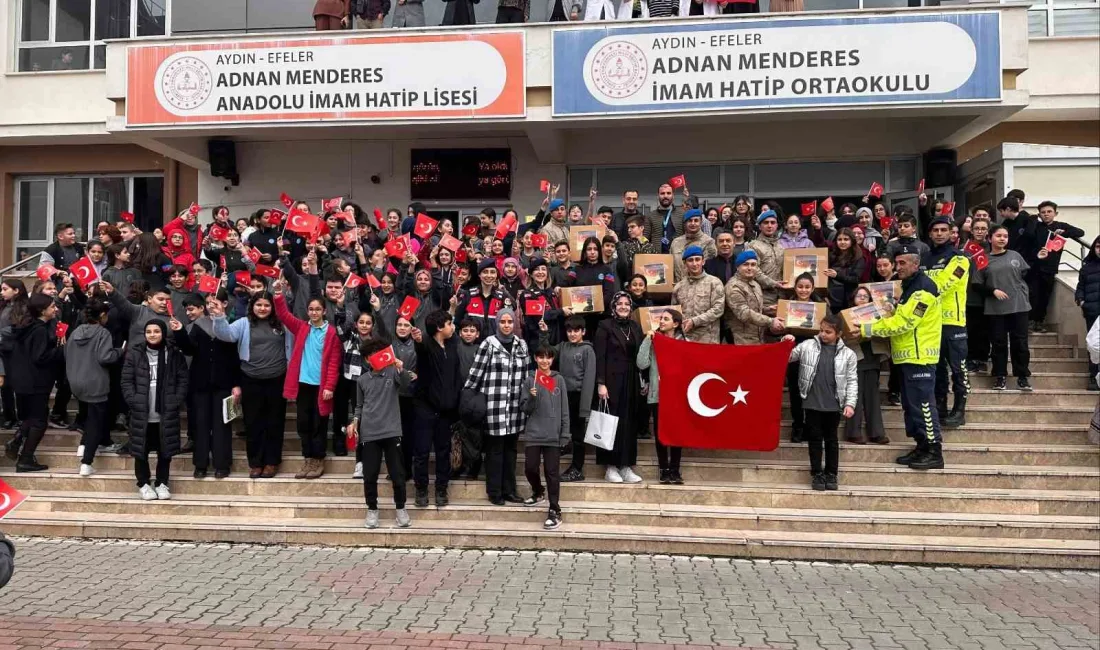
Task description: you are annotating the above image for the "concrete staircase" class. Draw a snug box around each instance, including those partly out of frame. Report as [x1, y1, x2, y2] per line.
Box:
[2, 331, 1098, 568]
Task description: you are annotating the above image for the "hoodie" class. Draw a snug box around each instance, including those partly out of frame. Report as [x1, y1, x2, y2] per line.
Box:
[521, 370, 570, 447]
[64, 323, 122, 403]
[1, 319, 63, 395]
[538, 332, 597, 418]
[457, 337, 480, 380]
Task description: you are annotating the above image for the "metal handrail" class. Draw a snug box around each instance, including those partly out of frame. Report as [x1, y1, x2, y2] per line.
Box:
[1059, 235, 1092, 274]
[0, 252, 44, 278]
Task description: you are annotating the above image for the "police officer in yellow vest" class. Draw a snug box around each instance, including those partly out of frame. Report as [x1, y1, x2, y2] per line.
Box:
[861, 245, 945, 470]
[924, 216, 971, 428]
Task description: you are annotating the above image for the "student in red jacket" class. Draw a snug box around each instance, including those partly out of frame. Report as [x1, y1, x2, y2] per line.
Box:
[272, 281, 341, 480]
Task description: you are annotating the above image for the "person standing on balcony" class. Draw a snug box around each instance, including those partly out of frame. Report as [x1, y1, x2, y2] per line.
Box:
[314, 0, 350, 30]
[350, 0, 391, 27]
[496, 0, 530, 22]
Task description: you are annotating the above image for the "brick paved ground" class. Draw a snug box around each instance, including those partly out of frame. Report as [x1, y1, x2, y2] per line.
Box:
[0, 539, 1097, 650]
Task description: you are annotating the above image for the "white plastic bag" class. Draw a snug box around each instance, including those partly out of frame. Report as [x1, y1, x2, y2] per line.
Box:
[584, 399, 618, 451]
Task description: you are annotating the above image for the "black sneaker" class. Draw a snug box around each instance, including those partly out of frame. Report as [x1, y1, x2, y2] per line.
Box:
[435, 488, 449, 507]
[887, 393, 901, 406]
[193, 468, 207, 479]
[544, 509, 562, 530]
[824, 473, 839, 491]
[811, 473, 827, 491]
[48, 415, 69, 429]
[790, 424, 804, 444]
[1016, 377, 1033, 392]
[4, 438, 20, 461]
[503, 493, 525, 504]
[489, 496, 506, 506]
[669, 470, 684, 485]
[115, 442, 130, 455]
[658, 469, 671, 484]
[0, 419, 15, 430]
[68, 422, 84, 434]
[560, 467, 585, 482]
[1088, 378, 1099, 392]
[414, 486, 429, 508]
[214, 470, 229, 479]
[992, 376, 1007, 391]
[523, 492, 545, 507]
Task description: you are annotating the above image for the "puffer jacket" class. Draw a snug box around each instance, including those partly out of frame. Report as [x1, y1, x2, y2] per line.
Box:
[748, 232, 784, 305]
[672, 272, 726, 344]
[779, 230, 814, 250]
[788, 336, 859, 409]
[1076, 246, 1100, 319]
[121, 341, 189, 458]
[724, 275, 773, 345]
[669, 232, 717, 282]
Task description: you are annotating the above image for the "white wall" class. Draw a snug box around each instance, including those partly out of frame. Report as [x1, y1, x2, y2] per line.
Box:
[197, 137, 567, 220]
[1018, 38, 1100, 113]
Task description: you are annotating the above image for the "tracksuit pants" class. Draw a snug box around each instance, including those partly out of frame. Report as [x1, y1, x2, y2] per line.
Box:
[936, 325, 970, 403]
[899, 364, 942, 445]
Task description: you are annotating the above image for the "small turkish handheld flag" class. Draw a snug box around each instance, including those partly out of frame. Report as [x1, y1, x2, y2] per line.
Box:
[669, 174, 686, 189]
[495, 215, 517, 240]
[917, 178, 926, 194]
[245, 247, 261, 263]
[384, 237, 408, 259]
[530, 233, 549, 249]
[879, 216, 896, 232]
[525, 296, 546, 317]
[165, 300, 174, 318]
[268, 209, 285, 226]
[653, 335, 794, 451]
[868, 182, 885, 198]
[462, 224, 479, 237]
[321, 196, 343, 212]
[963, 240, 990, 270]
[344, 273, 366, 289]
[234, 270, 252, 285]
[56, 321, 69, 340]
[439, 233, 463, 252]
[366, 274, 381, 289]
[540, 179, 551, 193]
[373, 208, 387, 230]
[820, 197, 834, 213]
[800, 201, 817, 218]
[208, 224, 230, 242]
[1047, 232, 1066, 252]
[414, 213, 439, 239]
[536, 370, 556, 392]
[455, 249, 469, 263]
[971, 249, 989, 270]
[254, 264, 280, 279]
[280, 192, 294, 209]
[369, 345, 397, 371]
[120, 211, 135, 224]
[0, 478, 27, 520]
[188, 202, 201, 217]
[398, 296, 420, 321]
[198, 275, 220, 293]
[69, 255, 99, 290]
[940, 201, 956, 217]
[36, 264, 59, 282]
[285, 209, 322, 237]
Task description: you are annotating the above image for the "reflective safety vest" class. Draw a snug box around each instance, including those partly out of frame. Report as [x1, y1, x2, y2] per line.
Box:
[863, 272, 941, 366]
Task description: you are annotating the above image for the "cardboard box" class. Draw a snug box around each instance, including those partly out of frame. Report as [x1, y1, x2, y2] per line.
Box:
[777, 300, 826, 336]
[633, 254, 675, 295]
[860, 281, 903, 307]
[562, 285, 604, 314]
[782, 247, 829, 289]
[633, 305, 683, 334]
[840, 302, 887, 336]
[568, 224, 607, 261]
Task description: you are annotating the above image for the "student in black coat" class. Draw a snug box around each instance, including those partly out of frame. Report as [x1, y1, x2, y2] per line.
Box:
[1026, 201, 1086, 331]
[122, 319, 189, 500]
[1076, 236, 1100, 390]
[593, 292, 645, 483]
[0, 294, 65, 472]
[171, 293, 242, 479]
[410, 310, 464, 507]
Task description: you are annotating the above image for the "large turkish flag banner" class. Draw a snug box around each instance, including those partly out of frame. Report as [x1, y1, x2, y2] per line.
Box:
[653, 336, 794, 451]
[0, 479, 26, 520]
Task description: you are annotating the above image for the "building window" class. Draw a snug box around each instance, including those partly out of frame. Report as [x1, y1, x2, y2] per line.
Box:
[1027, 0, 1100, 36]
[13, 175, 163, 260]
[16, 0, 168, 72]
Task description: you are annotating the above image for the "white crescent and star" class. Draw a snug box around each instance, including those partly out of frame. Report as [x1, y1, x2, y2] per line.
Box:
[75, 265, 91, 280]
[686, 373, 749, 418]
[0, 493, 11, 513]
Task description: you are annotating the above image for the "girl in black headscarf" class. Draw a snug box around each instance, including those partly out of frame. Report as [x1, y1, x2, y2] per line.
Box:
[593, 291, 645, 483]
[122, 318, 189, 501]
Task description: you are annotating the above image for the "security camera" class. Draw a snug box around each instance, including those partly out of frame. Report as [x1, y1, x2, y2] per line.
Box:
[370, 175, 381, 185]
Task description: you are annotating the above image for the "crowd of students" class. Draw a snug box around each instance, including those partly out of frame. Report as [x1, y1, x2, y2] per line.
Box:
[0, 183, 1094, 530]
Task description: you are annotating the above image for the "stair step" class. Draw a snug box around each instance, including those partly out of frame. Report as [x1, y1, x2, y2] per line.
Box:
[4, 511, 1096, 569]
[29, 442, 1099, 470]
[968, 373, 1096, 390]
[5, 470, 1097, 516]
[17, 492, 1099, 541]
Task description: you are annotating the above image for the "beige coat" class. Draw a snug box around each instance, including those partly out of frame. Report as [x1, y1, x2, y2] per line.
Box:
[670, 232, 717, 283]
[748, 232, 784, 307]
[724, 275, 773, 345]
[672, 272, 726, 344]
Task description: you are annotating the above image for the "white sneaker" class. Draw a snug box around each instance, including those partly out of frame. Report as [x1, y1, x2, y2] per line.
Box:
[352, 462, 363, 479]
[605, 466, 623, 483]
[139, 484, 157, 501]
[155, 484, 172, 500]
[619, 466, 643, 483]
[364, 509, 379, 529]
[76, 445, 84, 458]
[395, 508, 411, 528]
[79, 463, 94, 477]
